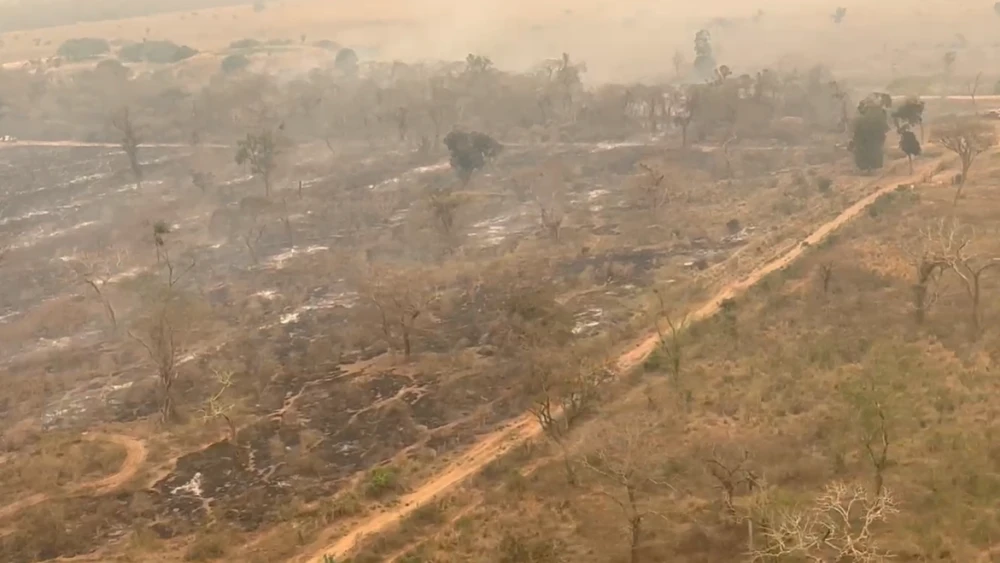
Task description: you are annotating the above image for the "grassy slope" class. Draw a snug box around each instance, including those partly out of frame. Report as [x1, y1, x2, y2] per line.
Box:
[363, 149, 1000, 562]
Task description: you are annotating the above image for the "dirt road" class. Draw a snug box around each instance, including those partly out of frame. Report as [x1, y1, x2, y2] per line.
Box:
[0, 433, 147, 522]
[0, 140, 230, 150]
[299, 158, 947, 562]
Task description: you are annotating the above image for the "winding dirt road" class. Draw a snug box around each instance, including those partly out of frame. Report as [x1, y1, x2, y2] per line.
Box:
[299, 157, 947, 563]
[0, 433, 147, 522]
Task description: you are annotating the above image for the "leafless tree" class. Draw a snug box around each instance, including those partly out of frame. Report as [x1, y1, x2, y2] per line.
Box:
[242, 221, 266, 265]
[922, 218, 1000, 335]
[151, 220, 195, 288]
[528, 355, 608, 484]
[529, 161, 567, 241]
[129, 299, 182, 423]
[235, 127, 282, 197]
[653, 290, 686, 387]
[581, 414, 674, 563]
[201, 368, 237, 441]
[110, 106, 143, 189]
[360, 264, 438, 361]
[704, 446, 761, 552]
[426, 187, 468, 249]
[66, 248, 128, 330]
[749, 483, 898, 562]
[934, 118, 997, 205]
[818, 262, 834, 294]
[968, 72, 982, 111]
[634, 163, 670, 217]
[673, 87, 700, 148]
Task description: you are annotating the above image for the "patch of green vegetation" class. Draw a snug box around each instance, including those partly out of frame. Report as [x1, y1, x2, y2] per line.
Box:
[119, 40, 197, 64]
[365, 466, 400, 498]
[56, 37, 109, 61]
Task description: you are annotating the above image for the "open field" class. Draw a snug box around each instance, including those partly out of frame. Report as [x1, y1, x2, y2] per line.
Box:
[2, 1, 1000, 562]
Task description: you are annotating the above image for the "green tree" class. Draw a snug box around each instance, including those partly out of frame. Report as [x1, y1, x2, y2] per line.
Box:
[850, 99, 890, 172]
[899, 128, 921, 173]
[891, 96, 925, 140]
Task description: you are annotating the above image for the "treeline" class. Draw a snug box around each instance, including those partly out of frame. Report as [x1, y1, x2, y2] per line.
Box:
[0, 0, 253, 33]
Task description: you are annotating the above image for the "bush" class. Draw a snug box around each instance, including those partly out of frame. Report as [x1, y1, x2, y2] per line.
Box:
[816, 176, 833, 194]
[119, 40, 198, 64]
[229, 38, 261, 50]
[56, 37, 109, 61]
[184, 531, 229, 561]
[314, 39, 340, 51]
[365, 466, 399, 498]
[334, 48, 358, 72]
[220, 54, 250, 74]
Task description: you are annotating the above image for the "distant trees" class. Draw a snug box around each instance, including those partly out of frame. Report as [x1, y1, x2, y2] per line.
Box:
[110, 106, 143, 189]
[850, 95, 891, 171]
[235, 128, 282, 196]
[933, 117, 997, 204]
[443, 130, 502, 184]
[832, 7, 847, 24]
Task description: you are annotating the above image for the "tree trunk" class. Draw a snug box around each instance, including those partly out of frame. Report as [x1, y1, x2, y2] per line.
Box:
[907, 154, 913, 174]
[629, 515, 643, 563]
[402, 326, 412, 360]
[914, 283, 927, 324]
[972, 275, 982, 337]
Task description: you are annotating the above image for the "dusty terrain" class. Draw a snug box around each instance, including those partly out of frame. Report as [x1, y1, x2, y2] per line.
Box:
[1, 1, 1000, 562]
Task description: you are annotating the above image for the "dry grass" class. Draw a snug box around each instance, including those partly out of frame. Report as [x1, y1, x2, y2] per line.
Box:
[361, 155, 1000, 562]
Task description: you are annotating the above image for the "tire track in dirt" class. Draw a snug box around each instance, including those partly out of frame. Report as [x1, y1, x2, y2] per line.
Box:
[0, 433, 147, 522]
[297, 156, 949, 563]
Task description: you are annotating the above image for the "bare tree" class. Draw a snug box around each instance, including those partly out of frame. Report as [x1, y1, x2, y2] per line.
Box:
[923, 218, 1000, 335]
[527, 354, 608, 484]
[128, 297, 182, 423]
[968, 72, 982, 111]
[110, 106, 143, 189]
[529, 161, 567, 241]
[201, 368, 237, 441]
[818, 262, 834, 294]
[633, 163, 670, 217]
[750, 483, 898, 562]
[151, 220, 195, 288]
[581, 414, 674, 563]
[66, 248, 129, 330]
[934, 118, 997, 205]
[235, 128, 282, 197]
[704, 447, 761, 552]
[242, 221, 266, 265]
[652, 289, 685, 388]
[425, 187, 468, 249]
[360, 264, 438, 361]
